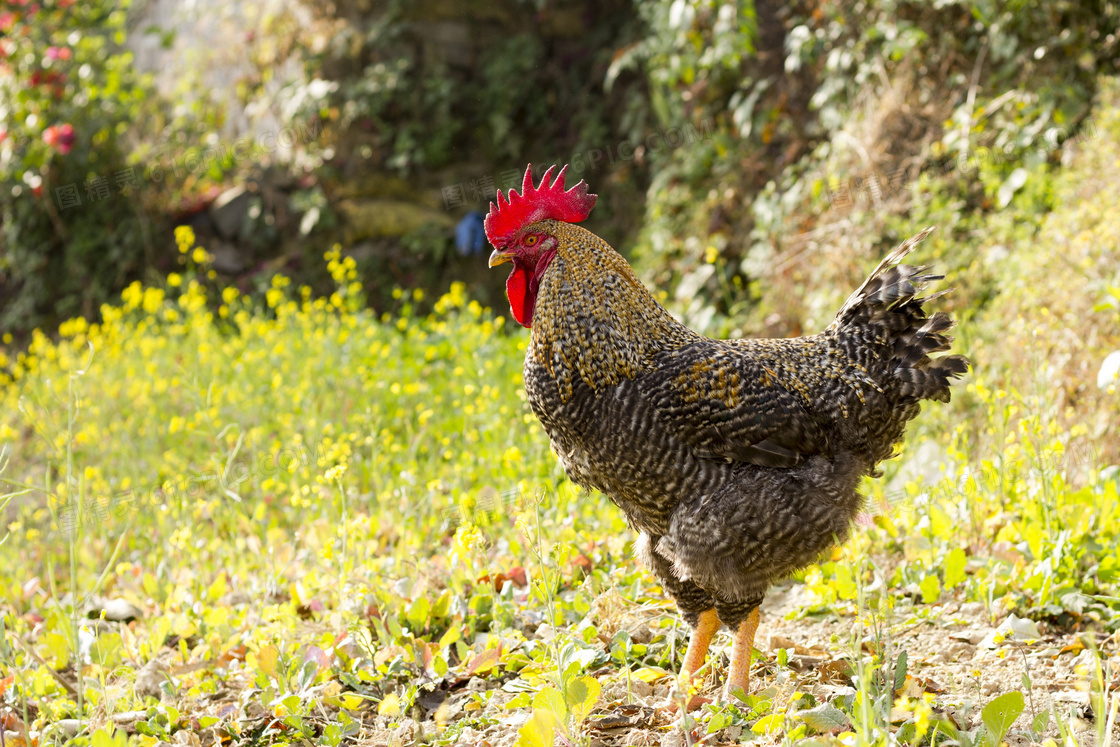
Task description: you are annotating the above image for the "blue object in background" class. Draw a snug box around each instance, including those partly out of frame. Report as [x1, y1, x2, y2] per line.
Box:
[455, 211, 487, 256]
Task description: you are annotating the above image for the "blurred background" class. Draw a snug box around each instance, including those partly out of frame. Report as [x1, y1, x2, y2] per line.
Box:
[1, 0, 1119, 455]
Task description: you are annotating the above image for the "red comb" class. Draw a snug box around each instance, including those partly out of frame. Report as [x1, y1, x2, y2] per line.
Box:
[484, 164, 597, 247]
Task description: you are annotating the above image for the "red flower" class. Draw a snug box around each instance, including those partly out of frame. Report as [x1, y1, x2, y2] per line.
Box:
[46, 46, 72, 61]
[42, 123, 75, 154]
[0, 13, 15, 32]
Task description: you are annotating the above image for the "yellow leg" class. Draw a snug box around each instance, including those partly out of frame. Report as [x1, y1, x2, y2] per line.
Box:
[725, 607, 760, 701]
[680, 608, 721, 681]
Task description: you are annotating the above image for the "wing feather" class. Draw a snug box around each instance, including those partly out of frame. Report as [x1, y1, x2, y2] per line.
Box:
[641, 340, 829, 468]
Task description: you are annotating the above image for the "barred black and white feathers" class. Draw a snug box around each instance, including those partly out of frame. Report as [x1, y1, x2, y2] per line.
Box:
[519, 221, 969, 629]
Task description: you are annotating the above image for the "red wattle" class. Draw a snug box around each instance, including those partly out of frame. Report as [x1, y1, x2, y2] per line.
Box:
[506, 264, 535, 328]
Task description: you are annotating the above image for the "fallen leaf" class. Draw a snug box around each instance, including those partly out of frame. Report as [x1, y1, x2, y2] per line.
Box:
[219, 644, 248, 665]
[816, 659, 853, 684]
[465, 645, 502, 676]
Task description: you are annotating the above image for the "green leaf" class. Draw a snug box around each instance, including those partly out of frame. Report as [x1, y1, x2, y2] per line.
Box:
[893, 650, 909, 693]
[982, 691, 1025, 747]
[920, 573, 942, 604]
[835, 562, 857, 600]
[1030, 712, 1048, 739]
[438, 625, 461, 650]
[795, 704, 849, 733]
[945, 548, 967, 588]
[532, 686, 569, 723]
[517, 709, 557, 747]
[1032, 709, 1050, 736]
[752, 713, 785, 735]
[406, 596, 430, 631]
[565, 675, 601, 721]
[91, 726, 128, 747]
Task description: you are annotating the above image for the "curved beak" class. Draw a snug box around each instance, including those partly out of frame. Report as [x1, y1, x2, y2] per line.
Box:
[488, 248, 514, 268]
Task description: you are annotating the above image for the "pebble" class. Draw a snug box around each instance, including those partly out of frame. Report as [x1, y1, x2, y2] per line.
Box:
[958, 602, 987, 618]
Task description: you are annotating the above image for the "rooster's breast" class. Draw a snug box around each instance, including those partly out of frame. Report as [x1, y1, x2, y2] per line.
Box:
[523, 353, 728, 536]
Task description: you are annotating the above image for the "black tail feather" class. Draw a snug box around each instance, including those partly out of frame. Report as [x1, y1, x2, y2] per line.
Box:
[831, 227, 970, 404]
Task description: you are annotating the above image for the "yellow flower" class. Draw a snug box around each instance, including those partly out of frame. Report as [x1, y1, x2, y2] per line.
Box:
[122, 281, 143, 310]
[142, 287, 165, 314]
[168, 273, 182, 287]
[174, 225, 195, 252]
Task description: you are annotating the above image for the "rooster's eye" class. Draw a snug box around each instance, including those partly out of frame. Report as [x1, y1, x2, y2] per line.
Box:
[524, 235, 538, 246]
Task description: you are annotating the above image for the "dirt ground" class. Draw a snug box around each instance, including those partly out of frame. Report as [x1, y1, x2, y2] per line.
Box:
[385, 583, 1120, 747]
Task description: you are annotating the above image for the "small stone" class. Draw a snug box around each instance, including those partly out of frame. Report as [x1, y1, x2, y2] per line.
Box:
[134, 658, 169, 701]
[51, 720, 81, 738]
[959, 602, 987, 618]
[96, 597, 143, 622]
[949, 630, 986, 645]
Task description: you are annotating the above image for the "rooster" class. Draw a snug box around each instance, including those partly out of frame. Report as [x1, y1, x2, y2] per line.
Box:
[486, 164, 968, 699]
